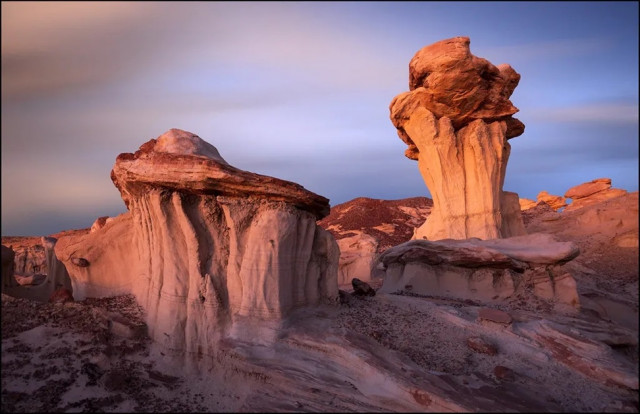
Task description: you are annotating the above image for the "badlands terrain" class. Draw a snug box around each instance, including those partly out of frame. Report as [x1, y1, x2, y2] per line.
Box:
[2, 184, 638, 412]
[2, 36, 638, 412]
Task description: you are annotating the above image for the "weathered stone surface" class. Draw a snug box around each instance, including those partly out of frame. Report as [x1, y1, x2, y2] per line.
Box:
[111, 128, 330, 218]
[352, 278, 375, 297]
[565, 178, 612, 200]
[564, 179, 627, 211]
[466, 336, 498, 355]
[478, 308, 512, 325]
[318, 197, 432, 284]
[404, 36, 522, 133]
[335, 234, 378, 285]
[2, 237, 72, 302]
[56, 129, 339, 358]
[376, 233, 579, 307]
[49, 287, 74, 303]
[90, 216, 112, 233]
[1, 245, 17, 289]
[493, 365, 515, 381]
[390, 38, 527, 240]
[519, 198, 537, 211]
[516, 320, 639, 390]
[536, 191, 567, 211]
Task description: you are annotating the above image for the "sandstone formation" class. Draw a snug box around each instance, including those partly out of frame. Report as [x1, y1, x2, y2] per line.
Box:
[564, 178, 627, 211]
[525, 191, 639, 330]
[318, 197, 432, 285]
[375, 233, 580, 309]
[389, 37, 526, 240]
[55, 128, 339, 360]
[518, 198, 537, 211]
[536, 190, 567, 211]
[1, 245, 17, 289]
[1, 237, 71, 302]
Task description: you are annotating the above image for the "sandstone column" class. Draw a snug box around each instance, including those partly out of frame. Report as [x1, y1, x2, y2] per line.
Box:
[390, 37, 526, 240]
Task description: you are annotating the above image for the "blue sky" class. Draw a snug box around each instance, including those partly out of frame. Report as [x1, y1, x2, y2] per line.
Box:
[1, 1, 638, 236]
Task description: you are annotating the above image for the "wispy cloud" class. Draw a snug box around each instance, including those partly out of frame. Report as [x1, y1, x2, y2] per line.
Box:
[528, 103, 639, 123]
[479, 37, 613, 63]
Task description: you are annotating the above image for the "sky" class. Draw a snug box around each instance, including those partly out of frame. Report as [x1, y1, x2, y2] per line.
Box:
[1, 1, 638, 236]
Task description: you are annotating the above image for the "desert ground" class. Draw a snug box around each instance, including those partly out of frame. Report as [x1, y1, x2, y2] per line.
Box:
[2, 190, 638, 412]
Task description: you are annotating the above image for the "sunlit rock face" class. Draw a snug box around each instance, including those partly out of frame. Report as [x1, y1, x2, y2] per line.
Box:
[56, 128, 338, 356]
[564, 178, 627, 211]
[390, 37, 526, 240]
[375, 233, 580, 309]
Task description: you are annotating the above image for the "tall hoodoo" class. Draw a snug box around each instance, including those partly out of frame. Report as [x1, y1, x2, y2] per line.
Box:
[56, 128, 339, 358]
[390, 36, 526, 240]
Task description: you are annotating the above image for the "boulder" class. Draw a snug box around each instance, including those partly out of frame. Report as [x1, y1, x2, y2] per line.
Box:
[56, 128, 339, 359]
[352, 278, 375, 297]
[389, 37, 527, 240]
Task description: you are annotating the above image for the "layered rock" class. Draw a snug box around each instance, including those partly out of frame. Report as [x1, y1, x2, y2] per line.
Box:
[1, 245, 17, 289]
[564, 178, 627, 211]
[1, 237, 71, 302]
[390, 37, 526, 240]
[55, 129, 339, 357]
[318, 197, 432, 285]
[518, 198, 537, 211]
[536, 191, 567, 211]
[375, 233, 580, 308]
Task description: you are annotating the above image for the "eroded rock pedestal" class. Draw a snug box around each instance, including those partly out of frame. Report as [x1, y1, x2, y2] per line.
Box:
[55, 129, 338, 357]
[375, 233, 581, 309]
[390, 36, 526, 240]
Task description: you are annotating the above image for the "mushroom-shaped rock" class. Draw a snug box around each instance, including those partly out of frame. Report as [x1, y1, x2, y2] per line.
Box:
[56, 129, 339, 360]
[390, 37, 527, 241]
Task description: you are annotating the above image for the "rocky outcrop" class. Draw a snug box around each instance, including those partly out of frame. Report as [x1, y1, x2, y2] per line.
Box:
[389, 37, 526, 240]
[56, 128, 339, 358]
[536, 191, 567, 211]
[2, 245, 17, 289]
[318, 197, 432, 284]
[2, 237, 71, 302]
[519, 198, 537, 211]
[375, 233, 580, 308]
[564, 178, 627, 211]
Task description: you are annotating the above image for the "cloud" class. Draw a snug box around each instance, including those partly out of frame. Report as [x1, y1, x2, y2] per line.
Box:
[479, 37, 613, 63]
[527, 103, 639, 124]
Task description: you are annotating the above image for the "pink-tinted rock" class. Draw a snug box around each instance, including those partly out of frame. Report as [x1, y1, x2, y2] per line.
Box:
[466, 336, 498, 355]
[565, 178, 612, 199]
[519, 198, 537, 211]
[478, 308, 512, 325]
[536, 191, 567, 211]
[1, 245, 17, 289]
[111, 129, 329, 218]
[565, 188, 627, 212]
[389, 38, 527, 240]
[90, 216, 109, 233]
[404, 37, 522, 133]
[494, 365, 515, 381]
[49, 287, 74, 303]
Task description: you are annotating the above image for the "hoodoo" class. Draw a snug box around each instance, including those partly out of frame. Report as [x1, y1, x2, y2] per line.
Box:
[390, 36, 527, 240]
[56, 129, 339, 358]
